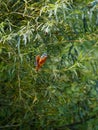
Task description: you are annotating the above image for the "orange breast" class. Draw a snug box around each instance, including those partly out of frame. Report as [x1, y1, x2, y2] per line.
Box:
[35, 54, 47, 71]
[39, 56, 47, 66]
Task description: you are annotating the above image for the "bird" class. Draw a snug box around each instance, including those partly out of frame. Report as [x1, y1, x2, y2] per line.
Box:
[35, 53, 47, 71]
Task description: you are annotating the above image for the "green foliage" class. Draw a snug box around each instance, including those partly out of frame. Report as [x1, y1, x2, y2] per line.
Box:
[0, 0, 98, 129]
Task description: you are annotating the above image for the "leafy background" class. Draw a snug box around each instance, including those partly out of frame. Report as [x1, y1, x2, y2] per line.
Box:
[0, 0, 98, 129]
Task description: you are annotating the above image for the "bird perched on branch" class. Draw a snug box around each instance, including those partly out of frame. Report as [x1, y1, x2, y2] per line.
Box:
[35, 53, 47, 71]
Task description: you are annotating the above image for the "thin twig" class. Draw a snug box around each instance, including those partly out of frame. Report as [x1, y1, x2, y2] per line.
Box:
[10, 12, 33, 18]
[17, 62, 21, 100]
[54, 115, 97, 130]
[0, 124, 20, 129]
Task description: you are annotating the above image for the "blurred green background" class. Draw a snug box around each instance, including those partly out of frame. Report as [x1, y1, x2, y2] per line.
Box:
[0, 0, 98, 129]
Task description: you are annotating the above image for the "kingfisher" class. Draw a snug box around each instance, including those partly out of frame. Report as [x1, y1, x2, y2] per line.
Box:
[35, 53, 47, 71]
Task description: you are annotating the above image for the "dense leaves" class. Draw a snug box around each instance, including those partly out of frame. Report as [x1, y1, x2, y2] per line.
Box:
[0, 0, 98, 129]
